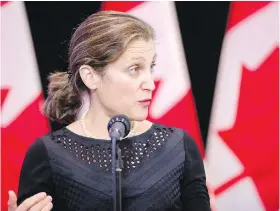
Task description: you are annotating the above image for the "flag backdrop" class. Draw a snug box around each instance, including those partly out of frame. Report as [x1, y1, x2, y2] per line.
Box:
[1, 1, 50, 210]
[1, 1, 278, 211]
[205, 2, 279, 211]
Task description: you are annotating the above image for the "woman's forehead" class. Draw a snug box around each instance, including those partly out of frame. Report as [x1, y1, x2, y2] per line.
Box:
[122, 40, 156, 61]
[106, 40, 156, 70]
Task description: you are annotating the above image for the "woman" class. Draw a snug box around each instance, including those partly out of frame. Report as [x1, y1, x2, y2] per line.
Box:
[8, 11, 210, 211]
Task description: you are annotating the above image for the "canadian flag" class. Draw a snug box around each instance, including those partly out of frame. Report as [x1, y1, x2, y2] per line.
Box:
[1, 2, 50, 210]
[205, 2, 279, 211]
[101, 1, 204, 155]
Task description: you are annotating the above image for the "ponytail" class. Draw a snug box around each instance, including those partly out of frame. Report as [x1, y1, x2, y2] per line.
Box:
[42, 71, 82, 124]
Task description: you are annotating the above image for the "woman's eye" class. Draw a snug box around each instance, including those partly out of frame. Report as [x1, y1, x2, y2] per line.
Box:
[129, 66, 139, 74]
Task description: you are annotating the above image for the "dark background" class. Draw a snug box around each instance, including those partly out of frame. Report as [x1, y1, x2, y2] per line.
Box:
[24, 1, 230, 147]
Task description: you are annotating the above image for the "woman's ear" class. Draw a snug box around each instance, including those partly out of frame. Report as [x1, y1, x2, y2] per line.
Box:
[79, 65, 101, 90]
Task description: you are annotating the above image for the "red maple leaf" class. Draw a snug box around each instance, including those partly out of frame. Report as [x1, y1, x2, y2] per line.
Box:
[216, 48, 279, 211]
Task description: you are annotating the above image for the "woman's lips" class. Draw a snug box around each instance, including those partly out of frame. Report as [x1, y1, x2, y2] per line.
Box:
[138, 99, 151, 106]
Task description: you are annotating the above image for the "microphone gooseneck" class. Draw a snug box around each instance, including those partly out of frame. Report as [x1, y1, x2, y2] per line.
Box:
[108, 114, 131, 211]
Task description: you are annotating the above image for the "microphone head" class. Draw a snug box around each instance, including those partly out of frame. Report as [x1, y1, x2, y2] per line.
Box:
[107, 114, 131, 139]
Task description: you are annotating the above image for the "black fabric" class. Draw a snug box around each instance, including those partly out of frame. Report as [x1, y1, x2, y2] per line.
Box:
[17, 123, 210, 211]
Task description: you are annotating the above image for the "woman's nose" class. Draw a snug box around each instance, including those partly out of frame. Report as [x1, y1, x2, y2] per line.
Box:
[141, 71, 156, 92]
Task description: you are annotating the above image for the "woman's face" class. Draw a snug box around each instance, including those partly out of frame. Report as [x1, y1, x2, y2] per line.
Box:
[96, 39, 156, 121]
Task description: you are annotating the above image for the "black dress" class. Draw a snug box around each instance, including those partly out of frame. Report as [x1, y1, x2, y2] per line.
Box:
[17, 123, 211, 211]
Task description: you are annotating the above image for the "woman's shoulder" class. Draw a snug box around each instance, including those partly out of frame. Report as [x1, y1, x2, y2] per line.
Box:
[34, 127, 64, 140]
[152, 122, 188, 140]
[152, 122, 201, 151]
[23, 128, 77, 164]
[29, 127, 69, 150]
[22, 130, 60, 162]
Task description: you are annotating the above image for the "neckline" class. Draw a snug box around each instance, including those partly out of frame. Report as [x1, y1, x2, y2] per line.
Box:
[62, 123, 157, 144]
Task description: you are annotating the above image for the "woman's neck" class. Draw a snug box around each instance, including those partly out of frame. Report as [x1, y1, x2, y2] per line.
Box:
[67, 100, 153, 140]
[80, 105, 111, 140]
[82, 110, 153, 139]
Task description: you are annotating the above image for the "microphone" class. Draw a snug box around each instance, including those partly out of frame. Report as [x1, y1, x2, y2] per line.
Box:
[108, 115, 130, 211]
[107, 114, 131, 140]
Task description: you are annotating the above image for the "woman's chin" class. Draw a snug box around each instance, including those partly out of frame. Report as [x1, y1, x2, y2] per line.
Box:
[129, 110, 149, 121]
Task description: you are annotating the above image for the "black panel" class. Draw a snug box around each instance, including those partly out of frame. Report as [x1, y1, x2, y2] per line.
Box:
[175, 1, 230, 143]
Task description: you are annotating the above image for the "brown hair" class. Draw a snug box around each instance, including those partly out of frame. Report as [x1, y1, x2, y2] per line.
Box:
[42, 11, 155, 124]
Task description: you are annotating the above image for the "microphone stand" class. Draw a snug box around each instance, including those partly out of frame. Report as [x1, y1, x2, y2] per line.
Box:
[111, 137, 124, 211]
